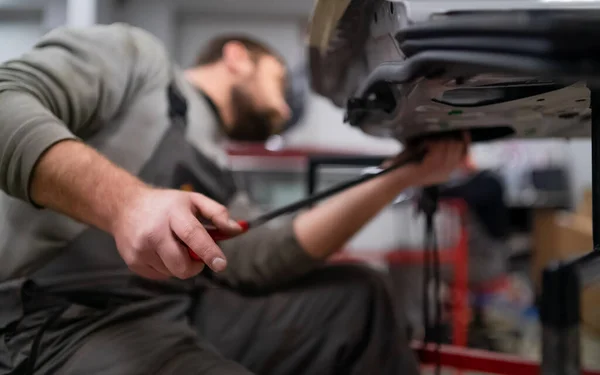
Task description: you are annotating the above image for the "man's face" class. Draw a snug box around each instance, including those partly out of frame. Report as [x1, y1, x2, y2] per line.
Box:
[227, 55, 291, 142]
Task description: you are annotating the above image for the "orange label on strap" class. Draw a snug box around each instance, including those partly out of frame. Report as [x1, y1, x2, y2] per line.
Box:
[180, 183, 194, 192]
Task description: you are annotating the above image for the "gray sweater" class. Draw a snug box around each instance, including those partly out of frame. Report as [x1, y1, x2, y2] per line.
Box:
[0, 23, 322, 287]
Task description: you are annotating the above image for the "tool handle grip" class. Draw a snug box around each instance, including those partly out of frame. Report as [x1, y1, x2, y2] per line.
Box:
[188, 220, 249, 261]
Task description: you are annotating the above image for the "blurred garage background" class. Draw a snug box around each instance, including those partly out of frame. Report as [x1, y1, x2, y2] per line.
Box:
[1, 0, 599, 370]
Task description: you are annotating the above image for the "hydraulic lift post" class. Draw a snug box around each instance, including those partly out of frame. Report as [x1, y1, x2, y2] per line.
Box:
[592, 90, 600, 249]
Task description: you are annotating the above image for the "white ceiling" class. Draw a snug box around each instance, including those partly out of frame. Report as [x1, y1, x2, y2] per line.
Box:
[0, 0, 315, 17]
[167, 0, 600, 20]
[170, 0, 314, 16]
[0, 0, 46, 10]
[3, 0, 600, 22]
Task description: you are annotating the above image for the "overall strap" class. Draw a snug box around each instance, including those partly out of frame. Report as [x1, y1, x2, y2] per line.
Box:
[168, 79, 188, 131]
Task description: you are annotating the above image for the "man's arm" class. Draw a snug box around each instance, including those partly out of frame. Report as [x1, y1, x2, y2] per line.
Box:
[214, 140, 467, 291]
[0, 24, 167, 209]
[293, 166, 412, 258]
[29, 139, 147, 234]
[0, 24, 238, 279]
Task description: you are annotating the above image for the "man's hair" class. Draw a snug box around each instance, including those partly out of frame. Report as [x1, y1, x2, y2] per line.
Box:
[195, 35, 282, 66]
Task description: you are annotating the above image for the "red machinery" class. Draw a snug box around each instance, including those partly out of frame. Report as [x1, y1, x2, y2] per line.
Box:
[415, 342, 600, 375]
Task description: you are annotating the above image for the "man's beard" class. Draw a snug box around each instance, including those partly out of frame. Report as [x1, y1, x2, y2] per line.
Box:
[226, 86, 279, 143]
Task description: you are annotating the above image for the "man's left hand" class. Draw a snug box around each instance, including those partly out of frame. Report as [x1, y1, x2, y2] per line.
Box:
[388, 131, 470, 188]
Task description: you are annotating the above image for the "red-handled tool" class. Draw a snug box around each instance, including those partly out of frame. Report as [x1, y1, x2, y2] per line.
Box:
[187, 147, 428, 261]
[205, 220, 250, 240]
[187, 221, 250, 261]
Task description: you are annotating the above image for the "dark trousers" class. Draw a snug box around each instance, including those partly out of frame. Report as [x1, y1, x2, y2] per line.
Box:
[0, 265, 419, 375]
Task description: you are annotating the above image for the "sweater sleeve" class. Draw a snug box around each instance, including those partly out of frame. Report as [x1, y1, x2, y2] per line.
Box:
[211, 193, 325, 292]
[0, 23, 170, 204]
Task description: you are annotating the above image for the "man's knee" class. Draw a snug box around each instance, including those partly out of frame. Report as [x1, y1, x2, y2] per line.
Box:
[157, 350, 253, 375]
[328, 264, 393, 302]
[304, 264, 419, 375]
[305, 264, 398, 329]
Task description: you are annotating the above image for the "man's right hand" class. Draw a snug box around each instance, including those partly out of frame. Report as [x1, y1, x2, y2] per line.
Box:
[111, 187, 243, 280]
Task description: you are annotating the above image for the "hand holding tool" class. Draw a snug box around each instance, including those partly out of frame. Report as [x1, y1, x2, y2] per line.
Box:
[188, 130, 471, 261]
[187, 147, 427, 261]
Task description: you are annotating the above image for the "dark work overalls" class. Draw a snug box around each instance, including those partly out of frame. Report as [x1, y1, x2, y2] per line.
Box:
[0, 82, 419, 375]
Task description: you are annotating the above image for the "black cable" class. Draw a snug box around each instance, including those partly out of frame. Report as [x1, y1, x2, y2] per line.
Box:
[422, 219, 432, 342]
[419, 186, 442, 375]
[432, 222, 442, 375]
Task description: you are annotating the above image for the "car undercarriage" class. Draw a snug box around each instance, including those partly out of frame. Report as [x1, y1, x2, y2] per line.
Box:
[309, 1, 599, 143]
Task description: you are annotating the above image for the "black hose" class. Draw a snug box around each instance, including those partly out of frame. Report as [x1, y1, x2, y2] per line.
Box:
[419, 186, 442, 375]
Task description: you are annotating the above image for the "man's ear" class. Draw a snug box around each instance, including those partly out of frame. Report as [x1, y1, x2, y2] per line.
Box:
[222, 41, 254, 77]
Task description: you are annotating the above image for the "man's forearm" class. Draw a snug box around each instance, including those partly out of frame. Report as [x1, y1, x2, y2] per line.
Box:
[30, 140, 148, 234]
[293, 170, 413, 259]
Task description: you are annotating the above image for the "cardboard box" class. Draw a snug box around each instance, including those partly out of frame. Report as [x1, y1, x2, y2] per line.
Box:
[532, 209, 593, 286]
[577, 188, 593, 219]
[532, 207, 600, 333]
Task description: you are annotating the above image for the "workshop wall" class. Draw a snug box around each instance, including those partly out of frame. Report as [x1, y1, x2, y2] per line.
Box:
[568, 139, 592, 204]
[0, 11, 43, 62]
